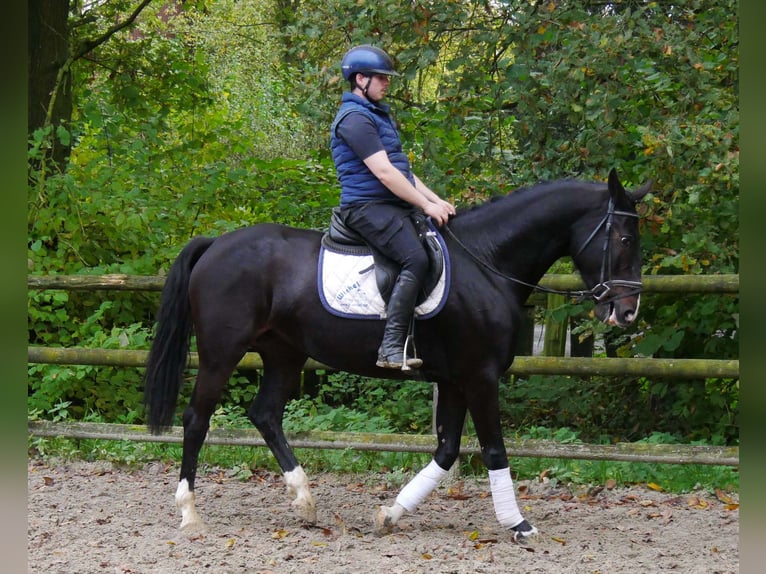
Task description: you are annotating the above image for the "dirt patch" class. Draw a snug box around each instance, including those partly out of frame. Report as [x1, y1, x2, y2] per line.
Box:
[28, 459, 738, 573]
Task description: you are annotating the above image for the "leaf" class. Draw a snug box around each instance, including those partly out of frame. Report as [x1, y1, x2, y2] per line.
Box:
[272, 529, 289, 540]
[647, 482, 665, 492]
[551, 536, 566, 545]
[226, 538, 236, 548]
[687, 496, 709, 509]
[715, 489, 735, 505]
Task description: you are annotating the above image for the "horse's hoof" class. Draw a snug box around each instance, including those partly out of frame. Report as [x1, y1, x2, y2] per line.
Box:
[179, 514, 207, 534]
[374, 505, 396, 531]
[291, 497, 317, 524]
[511, 519, 538, 543]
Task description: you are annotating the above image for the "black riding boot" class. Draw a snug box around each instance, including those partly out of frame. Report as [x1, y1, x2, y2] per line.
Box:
[376, 270, 423, 370]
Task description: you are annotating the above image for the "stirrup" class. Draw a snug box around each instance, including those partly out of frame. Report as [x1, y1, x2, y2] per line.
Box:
[375, 354, 423, 370]
[375, 332, 422, 370]
[400, 332, 422, 371]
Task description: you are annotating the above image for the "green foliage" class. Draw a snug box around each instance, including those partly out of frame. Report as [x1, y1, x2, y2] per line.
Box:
[315, 373, 434, 433]
[502, 374, 738, 446]
[508, 427, 737, 492]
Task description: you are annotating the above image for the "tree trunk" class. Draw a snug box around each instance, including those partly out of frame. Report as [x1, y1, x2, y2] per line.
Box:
[28, 0, 72, 172]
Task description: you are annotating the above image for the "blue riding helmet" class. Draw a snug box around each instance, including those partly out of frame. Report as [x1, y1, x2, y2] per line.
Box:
[341, 45, 401, 81]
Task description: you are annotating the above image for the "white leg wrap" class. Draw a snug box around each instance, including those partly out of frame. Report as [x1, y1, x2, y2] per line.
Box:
[489, 467, 525, 529]
[395, 459, 449, 512]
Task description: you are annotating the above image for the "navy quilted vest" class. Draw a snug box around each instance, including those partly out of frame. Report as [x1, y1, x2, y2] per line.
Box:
[330, 92, 414, 207]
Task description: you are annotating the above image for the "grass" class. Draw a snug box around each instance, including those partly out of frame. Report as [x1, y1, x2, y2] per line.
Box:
[28, 413, 738, 495]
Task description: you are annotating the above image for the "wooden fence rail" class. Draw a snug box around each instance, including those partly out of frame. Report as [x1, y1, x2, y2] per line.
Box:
[27, 273, 740, 293]
[28, 273, 739, 467]
[27, 421, 739, 467]
[27, 346, 739, 379]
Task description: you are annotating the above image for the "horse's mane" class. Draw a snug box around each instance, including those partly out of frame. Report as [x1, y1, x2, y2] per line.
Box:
[455, 177, 605, 217]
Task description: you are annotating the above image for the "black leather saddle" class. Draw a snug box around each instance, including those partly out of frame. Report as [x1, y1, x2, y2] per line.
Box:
[320, 207, 445, 305]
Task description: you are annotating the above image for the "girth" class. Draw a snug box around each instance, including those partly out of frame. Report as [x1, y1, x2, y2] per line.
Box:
[321, 207, 445, 305]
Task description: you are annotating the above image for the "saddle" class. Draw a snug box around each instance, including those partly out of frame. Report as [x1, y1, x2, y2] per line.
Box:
[320, 207, 445, 305]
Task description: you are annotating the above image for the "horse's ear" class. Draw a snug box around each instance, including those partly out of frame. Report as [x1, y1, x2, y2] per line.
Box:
[607, 167, 625, 199]
[629, 180, 653, 202]
[608, 167, 652, 204]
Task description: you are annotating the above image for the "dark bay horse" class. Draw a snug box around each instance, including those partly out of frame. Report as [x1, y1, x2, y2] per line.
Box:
[144, 168, 651, 541]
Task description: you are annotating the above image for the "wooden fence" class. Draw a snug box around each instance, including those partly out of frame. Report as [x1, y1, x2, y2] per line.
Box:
[27, 274, 739, 467]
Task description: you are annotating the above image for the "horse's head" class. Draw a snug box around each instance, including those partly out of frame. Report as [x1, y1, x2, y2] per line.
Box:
[572, 168, 652, 328]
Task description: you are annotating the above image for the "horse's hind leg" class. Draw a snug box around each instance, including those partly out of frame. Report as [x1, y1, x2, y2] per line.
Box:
[376, 382, 466, 530]
[248, 353, 317, 524]
[176, 362, 236, 531]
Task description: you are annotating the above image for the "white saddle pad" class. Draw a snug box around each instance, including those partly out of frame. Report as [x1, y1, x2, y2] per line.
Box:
[317, 247, 448, 319]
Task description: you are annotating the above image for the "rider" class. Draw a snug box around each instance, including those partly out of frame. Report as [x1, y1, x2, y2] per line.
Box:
[330, 45, 456, 370]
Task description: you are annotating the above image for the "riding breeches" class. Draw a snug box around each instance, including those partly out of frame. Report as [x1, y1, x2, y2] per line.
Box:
[340, 201, 430, 284]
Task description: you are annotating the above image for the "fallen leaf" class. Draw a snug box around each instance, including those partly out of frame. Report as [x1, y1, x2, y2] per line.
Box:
[226, 538, 236, 548]
[687, 496, 709, 509]
[272, 529, 289, 540]
[43, 476, 54, 486]
[468, 530, 480, 541]
[605, 479, 617, 490]
[447, 482, 470, 500]
[421, 553, 433, 560]
[715, 489, 735, 505]
[311, 541, 328, 547]
[639, 500, 657, 507]
[551, 536, 566, 545]
[647, 482, 665, 492]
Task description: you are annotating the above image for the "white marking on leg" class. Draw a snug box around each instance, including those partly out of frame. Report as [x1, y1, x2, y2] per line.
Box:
[175, 479, 204, 531]
[284, 466, 317, 523]
[376, 459, 448, 529]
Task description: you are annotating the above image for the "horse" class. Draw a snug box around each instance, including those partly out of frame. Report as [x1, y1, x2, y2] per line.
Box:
[144, 168, 651, 542]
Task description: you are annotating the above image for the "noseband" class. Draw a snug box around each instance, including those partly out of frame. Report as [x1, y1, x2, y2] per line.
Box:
[443, 198, 642, 305]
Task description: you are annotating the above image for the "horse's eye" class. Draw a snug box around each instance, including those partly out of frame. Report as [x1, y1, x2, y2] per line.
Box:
[621, 235, 632, 247]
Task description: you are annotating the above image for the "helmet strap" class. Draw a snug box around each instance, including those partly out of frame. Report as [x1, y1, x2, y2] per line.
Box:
[361, 75, 373, 99]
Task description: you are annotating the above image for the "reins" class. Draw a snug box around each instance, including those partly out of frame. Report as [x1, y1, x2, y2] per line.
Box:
[442, 198, 643, 305]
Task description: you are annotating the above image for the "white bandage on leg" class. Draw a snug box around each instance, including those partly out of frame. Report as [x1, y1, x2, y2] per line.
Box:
[488, 467, 524, 529]
[395, 459, 449, 512]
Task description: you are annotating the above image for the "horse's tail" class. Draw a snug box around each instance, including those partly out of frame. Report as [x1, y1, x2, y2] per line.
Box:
[144, 236, 215, 434]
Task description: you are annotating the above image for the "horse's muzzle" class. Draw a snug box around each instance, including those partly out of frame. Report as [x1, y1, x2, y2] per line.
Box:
[596, 294, 641, 327]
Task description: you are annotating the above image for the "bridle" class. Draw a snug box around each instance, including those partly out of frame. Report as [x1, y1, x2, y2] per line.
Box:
[442, 198, 643, 305]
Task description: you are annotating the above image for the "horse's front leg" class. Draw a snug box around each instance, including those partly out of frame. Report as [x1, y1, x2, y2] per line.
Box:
[248, 360, 317, 524]
[375, 382, 466, 530]
[466, 381, 538, 542]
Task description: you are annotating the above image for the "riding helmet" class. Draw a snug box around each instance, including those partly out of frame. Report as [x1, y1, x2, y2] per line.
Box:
[341, 45, 400, 81]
